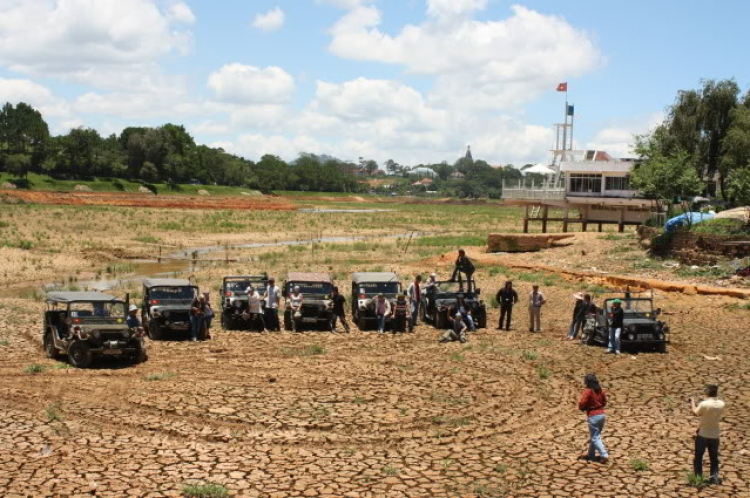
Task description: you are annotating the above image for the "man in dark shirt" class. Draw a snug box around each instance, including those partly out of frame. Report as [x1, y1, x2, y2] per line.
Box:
[568, 293, 596, 340]
[190, 294, 206, 342]
[450, 249, 475, 291]
[607, 299, 624, 355]
[496, 281, 518, 331]
[329, 286, 350, 333]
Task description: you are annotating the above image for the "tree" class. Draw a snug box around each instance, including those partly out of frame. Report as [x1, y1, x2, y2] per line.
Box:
[430, 162, 454, 180]
[362, 159, 378, 175]
[727, 168, 750, 206]
[630, 151, 703, 214]
[5, 154, 31, 178]
[720, 106, 750, 191]
[140, 161, 160, 183]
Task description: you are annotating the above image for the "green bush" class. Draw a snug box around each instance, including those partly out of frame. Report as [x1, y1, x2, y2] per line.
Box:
[182, 483, 229, 498]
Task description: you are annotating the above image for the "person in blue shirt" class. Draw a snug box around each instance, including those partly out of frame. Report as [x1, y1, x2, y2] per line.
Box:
[127, 304, 141, 329]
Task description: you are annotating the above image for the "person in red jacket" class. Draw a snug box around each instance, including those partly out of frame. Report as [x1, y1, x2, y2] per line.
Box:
[578, 373, 609, 464]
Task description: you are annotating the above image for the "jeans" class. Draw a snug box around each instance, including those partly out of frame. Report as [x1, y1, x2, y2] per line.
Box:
[499, 305, 513, 329]
[608, 327, 622, 352]
[694, 436, 720, 480]
[377, 313, 387, 332]
[265, 308, 280, 331]
[568, 317, 585, 339]
[410, 300, 419, 330]
[330, 312, 350, 332]
[190, 315, 203, 340]
[528, 307, 541, 332]
[462, 313, 475, 332]
[587, 414, 608, 459]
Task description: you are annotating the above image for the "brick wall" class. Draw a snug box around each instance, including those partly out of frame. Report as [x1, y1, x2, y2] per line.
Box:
[637, 226, 750, 265]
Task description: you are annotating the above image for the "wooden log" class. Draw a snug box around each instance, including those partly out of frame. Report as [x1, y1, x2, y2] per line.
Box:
[487, 233, 575, 253]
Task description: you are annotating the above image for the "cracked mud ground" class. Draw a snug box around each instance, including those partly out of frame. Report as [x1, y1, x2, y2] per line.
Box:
[1, 283, 749, 498]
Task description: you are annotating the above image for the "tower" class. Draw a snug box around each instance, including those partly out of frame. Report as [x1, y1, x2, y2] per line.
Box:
[465, 145, 473, 162]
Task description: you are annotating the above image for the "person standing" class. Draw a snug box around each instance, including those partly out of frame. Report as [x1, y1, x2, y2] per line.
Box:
[439, 312, 468, 343]
[392, 294, 409, 333]
[606, 299, 624, 355]
[496, 281, 518, 331]
[287, 285, 303, 332]
[373, 293, 392, 333]
[568, 294, 595, 340]
[247, 286, 266, 332]
[202, 291, 214, 339]
[578, 374, 609, 464]
[264, 277, 282, 331]
[407, 275, 422, 332]
[692, 384, 726, 484]
[425, 273, 438, 313]
[528, 284, 546, 332]
[190, 293, 206, 342]
[329, 286, 350, 333]
[450, 249, 475, 291]
[127, 304, 141, 329]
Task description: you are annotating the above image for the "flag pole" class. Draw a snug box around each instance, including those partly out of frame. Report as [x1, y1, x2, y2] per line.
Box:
[562, 88, 568, 153]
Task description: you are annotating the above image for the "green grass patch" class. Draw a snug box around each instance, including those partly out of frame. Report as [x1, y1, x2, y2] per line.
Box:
[133, 235, 161, 244]
[24, 364, 46, 374]
[383, 465, 400, 476]
[0, 339, 9, 346]
[45, 403, 63, 423]
[182, 482, 229, 498]
[144, 372, 176, 382]
[685, 472, 708, 488]
[522, 350, 538, 361]
[282, 344, 326, 357]
[413, 234, 487, 248]
[692, 218, 748, 236]
[630, 458, 650, 471]
[536, 365, 552, 380]
[449, 352, 465, 362]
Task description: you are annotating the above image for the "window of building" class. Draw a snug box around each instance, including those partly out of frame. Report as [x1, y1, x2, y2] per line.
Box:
[605, 176, 630, 191]
[569, 174, 602, 193]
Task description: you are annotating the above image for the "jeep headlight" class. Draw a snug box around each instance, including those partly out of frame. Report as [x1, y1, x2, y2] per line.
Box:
[627, 333, 634, 340]
[93, 330, 101, 339]
[658, 333, 664, 340]
[628, 325, 636, 333]
[162, 310, 170, 318]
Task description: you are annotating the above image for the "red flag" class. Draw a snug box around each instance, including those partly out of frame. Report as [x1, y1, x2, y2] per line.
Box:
[556, 82, 568, 92]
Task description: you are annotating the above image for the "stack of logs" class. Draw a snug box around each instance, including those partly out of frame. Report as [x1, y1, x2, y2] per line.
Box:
[487, 233, 575, 253]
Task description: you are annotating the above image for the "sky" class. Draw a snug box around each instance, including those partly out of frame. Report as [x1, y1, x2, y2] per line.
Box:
[1, 0, 749, 167]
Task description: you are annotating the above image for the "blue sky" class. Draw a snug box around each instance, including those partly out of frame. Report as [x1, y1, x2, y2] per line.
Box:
[1, 0, 748, 166]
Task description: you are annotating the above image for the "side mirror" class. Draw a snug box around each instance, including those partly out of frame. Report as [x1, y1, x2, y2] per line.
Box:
[655, 308, 662, 315]
[475, 288, 481, 295]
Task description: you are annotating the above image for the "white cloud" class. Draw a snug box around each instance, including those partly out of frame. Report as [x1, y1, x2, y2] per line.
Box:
[315, 0, 371, 9]
[586, 112, 664, 159]
[226, 133, 323, 160]
[207, 64, 295, 104]
[252, 7, 285, 32]
[0, 0, 193, 85]
[0, 77, 70, 118]
[167, 1, 196, 24]
[329, 4, 603, 110]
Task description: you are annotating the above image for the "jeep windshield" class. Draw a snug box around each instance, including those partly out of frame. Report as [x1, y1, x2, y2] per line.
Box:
[69, 301, 126, 318]
[608, 299, 653, 314]
[434, 281, 472, 294]
[358, 282, 400, 296]
[148, 286, 196, 301]
[289, 282, 333, 296]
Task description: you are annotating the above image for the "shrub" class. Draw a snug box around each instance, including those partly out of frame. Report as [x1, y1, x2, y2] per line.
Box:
[685, 472, 708, 488]
[630, 458, 650, 471]
[24, 364, 45, 374]
[182, 483, 229, 498]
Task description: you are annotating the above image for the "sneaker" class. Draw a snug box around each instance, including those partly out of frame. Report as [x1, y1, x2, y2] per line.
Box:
[600, 457, 609, 464]
[605, 350, 615, 354]
[191, 338, 197, 342]
[708, 477, 722, 485]
[615, 351, 621, 355]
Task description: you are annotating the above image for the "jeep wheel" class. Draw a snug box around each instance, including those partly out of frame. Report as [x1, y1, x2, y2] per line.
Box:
[221, 312, 228, 330]
[656, 342, 667, 354]
[44, 331, 59, 359]
[585, 328, 599, 346]
[357, 314, 367, 331]
[419, 303, 427, 322]
[477, 312, 487, 329]
[67, 342, 93, 368]
[134, 346, 149, 364]
[436, 312, 446, 330]
[147, 322, 163, 341]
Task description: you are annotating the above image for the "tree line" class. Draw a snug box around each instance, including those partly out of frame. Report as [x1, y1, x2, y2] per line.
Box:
[0, 101, 525, 196]
[631, 79, 750, 207]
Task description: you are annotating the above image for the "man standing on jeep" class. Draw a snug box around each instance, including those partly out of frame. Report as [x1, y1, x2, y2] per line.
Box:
[606, 299, 624, 355]
[329, 286, 350, 333]
[127, 304, 141, 329]
[264, 277, 281, 332]
[450, 249, 475, 291]
[407, 275, 422, 332]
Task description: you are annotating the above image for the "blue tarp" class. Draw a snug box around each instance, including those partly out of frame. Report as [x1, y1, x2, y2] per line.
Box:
[664, 212, 715, 233]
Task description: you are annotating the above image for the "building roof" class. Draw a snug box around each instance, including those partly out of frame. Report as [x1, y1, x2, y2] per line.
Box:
[143, 278, 193, 288]
[411, 167, 437, 177]
[46, 291, 120, 302]
[450, 171, 465, 179]
[352, 272, 399, 283]
[560, 161, 633, 174]
[285, 272, 332, 283]
[223, 275, 267, 281]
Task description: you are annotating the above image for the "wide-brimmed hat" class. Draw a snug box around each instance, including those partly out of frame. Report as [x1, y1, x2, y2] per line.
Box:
[128, 304, 138, 312]
[573, 292, 585, 300]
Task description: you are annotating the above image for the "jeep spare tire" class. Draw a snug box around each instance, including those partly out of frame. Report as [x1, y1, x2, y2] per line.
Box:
[44, 331, 58, 359]
[147, 322, 163, 341]
[67, 341, 93, 368]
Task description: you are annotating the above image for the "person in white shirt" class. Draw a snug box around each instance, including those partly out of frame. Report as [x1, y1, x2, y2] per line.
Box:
[246, 286, 266, 332]
[691, 384, 726, 484]
[287, 286, 304, 332]
[263, 277, 281, 332]
[528, 284, 546, 332]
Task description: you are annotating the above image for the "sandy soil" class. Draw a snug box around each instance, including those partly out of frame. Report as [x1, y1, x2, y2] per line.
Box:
[1, 196, 749, 497]
[0, 189, 295, 211]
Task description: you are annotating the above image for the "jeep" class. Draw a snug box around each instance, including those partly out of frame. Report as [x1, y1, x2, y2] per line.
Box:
[142, 278, 202, 340]
[220, 274, 269, 330]
[44, 291, 147, 368]
[420, 278, 487, 330]
[351, 272, 402, 330]
[282, 272, 333, 331]
[581, 295, 670, 353]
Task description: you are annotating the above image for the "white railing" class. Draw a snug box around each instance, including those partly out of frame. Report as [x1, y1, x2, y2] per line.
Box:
[502, 188, 565, 200]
